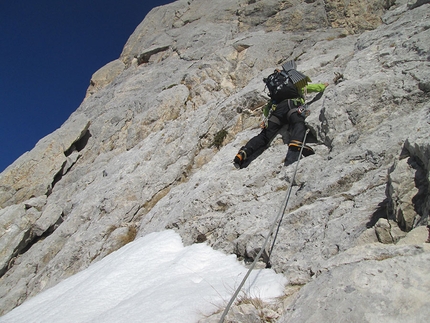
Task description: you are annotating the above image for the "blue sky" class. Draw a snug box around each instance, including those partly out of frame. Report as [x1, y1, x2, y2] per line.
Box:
[0, 0, 174, 173]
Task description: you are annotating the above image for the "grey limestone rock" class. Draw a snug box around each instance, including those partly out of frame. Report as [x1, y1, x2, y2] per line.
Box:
[1, 0, 429, 321]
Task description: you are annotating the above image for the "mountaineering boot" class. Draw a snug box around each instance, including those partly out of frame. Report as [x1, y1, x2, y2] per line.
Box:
[284, 141, 315, 166]
[284, 149, 301, 166]
[233, 149, 247, 169]
[289, 140, 315, 157]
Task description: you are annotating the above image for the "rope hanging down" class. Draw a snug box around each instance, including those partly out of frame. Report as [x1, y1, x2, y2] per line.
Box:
[218, 129, 310, 323]
[267, 130, 310, 266]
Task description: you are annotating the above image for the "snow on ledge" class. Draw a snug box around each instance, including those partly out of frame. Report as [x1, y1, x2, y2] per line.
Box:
[0, 230, 287, 323]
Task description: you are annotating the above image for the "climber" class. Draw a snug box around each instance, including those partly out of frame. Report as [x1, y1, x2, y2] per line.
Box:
[233, 61, 329, 168]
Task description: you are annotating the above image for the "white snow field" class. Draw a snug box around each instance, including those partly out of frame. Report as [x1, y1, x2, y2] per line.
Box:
[0, 230, 287, 323]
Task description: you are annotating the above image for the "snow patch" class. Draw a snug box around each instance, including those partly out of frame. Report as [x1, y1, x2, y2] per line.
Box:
[0, 230, 287, 323]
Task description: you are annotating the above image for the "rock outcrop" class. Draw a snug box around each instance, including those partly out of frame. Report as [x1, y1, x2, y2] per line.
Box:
[1, 0, 429, 321]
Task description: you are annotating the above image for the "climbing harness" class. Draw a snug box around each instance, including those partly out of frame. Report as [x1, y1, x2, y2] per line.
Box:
[286, 103, 310, 120]
[218, 129, 310, 323]
[261, 99, 309, 128]
[261, 101, 277, 128]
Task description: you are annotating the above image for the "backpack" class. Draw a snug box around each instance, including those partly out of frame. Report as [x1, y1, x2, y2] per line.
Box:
[263, 69, 300, 103]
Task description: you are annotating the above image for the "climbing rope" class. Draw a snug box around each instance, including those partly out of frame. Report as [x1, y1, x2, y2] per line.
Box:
[218, 129, 310, 323]
[267, 129, 310, 264]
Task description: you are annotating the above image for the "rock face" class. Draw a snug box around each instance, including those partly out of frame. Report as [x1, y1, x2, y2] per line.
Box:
[1, 0, 429, 321]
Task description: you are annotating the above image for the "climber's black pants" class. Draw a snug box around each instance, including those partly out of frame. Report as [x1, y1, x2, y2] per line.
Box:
[288, 112, 307, 144]
[242, 101, 307, 157]
[242, 121, 281, 156]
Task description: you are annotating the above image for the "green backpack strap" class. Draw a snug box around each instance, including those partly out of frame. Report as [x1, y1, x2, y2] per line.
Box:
[261, 100, 277, 128]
